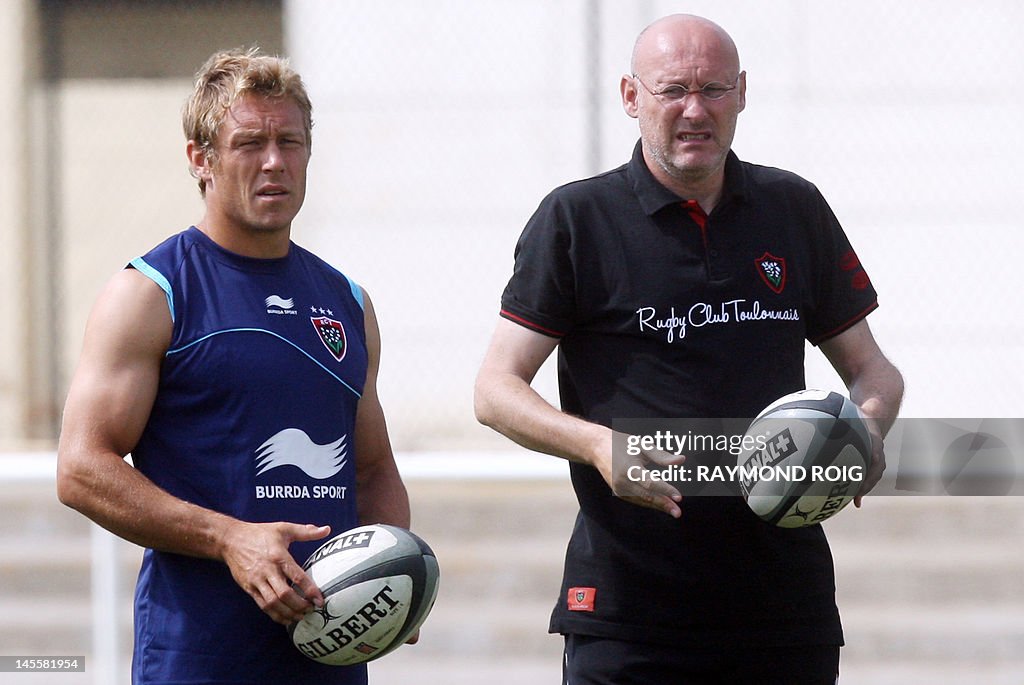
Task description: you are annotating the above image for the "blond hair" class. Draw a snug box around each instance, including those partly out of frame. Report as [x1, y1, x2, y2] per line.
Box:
[183, 47, 313, 195]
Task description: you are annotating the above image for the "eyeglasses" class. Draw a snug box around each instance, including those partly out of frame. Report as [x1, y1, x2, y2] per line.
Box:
[632, 73, 740, 103]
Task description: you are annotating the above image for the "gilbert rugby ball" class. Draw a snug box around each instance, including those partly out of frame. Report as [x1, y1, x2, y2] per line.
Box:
[289, 524, 439, 665]
[738, 390, 872, 527]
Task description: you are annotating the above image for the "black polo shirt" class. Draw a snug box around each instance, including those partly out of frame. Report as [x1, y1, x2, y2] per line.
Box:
[499, 141, 878, 647]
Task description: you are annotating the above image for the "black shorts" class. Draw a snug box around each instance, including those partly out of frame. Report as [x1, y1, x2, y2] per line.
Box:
[562, 634, 840, 685]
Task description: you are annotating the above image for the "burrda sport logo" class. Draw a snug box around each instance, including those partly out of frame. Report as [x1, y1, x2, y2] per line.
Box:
[254, 428, 350, 501]
[265, 294, 297, 316]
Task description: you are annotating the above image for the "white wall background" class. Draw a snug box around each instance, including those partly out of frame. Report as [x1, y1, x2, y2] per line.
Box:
[56, 0, 1012, 452]
[285, 1, 1024, 448]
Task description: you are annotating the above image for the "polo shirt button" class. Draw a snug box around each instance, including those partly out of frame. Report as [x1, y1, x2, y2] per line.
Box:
[709, 249, 719, 258]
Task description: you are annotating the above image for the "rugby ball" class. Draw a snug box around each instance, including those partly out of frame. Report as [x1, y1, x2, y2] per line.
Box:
[738, 390, 872, 528]
[289, 524, 439, 665]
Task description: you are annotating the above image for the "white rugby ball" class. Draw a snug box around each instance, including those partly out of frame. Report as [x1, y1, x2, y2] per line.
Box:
[738, 390, 872, 528]
[289, 524, 440, 665]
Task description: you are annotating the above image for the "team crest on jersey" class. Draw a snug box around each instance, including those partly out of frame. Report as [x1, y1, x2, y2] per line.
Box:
[756, 252, 787, 294]
[311, 316, 347, 361]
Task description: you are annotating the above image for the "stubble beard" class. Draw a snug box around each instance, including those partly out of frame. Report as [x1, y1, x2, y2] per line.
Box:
[650, 139, 720, 189]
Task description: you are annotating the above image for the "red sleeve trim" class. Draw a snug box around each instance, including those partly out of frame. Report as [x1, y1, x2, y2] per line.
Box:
[808, 301, 879, 346]
[500, 309, 566, 338]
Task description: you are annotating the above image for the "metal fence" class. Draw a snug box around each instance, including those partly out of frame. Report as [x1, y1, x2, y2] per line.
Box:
[18, 0, 1024, 444]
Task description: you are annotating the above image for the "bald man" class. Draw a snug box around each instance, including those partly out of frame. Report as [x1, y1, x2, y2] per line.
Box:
[476, 14, 903, 684]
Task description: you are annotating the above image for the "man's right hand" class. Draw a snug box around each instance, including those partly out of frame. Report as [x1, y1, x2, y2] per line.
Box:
[220, 521, 332, 625]
[594, 430, 685, 519]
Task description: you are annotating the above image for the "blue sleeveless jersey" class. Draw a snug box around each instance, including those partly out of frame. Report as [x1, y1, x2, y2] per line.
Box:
[129, 227, 368, 684]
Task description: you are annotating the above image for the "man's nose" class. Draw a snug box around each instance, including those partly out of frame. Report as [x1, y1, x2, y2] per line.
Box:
[262, 143, 285, 172]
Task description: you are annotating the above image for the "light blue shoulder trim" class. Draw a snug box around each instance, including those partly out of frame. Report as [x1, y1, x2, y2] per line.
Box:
[306, 247, 364, 311]
[129, 257, 175, 323]
[167, 328, 362, 399]
[347, 276, 364, 311]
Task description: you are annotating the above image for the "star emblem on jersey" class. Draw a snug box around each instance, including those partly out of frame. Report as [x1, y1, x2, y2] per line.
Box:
[756, 252, 787, 294]
[311, 316, 347, 361]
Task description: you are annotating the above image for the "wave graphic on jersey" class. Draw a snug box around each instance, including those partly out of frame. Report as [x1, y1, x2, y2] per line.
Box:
[255, 429, 348, 480]
[265, 295, 294, 309]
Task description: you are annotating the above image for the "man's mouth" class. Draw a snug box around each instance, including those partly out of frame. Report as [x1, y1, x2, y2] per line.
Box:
[257, 185, 288, 197]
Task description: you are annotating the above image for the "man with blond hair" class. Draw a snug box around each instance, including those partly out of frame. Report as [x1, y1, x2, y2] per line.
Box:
[57, 48, 409, 684]
[476, 14, 903, 683]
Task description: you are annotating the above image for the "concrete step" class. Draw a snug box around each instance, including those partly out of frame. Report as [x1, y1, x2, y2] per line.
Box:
[0, 539, 142, 598]
[2, 476, 1024, 680]
[4, 525, 1022, 606]
[4, 484, 1024, 598]
[823, 495, 1024, 542]
[0, 598, 129, 655]
[833, 540, 1024, 603]
[841, 604, 1024, 663]
[370, 655, 562, 685]
[406, 600, 559, 658]
[0, 481, 88, 537]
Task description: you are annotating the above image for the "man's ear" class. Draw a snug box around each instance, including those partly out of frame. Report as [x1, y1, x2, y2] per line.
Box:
[186, 140, 214, 185]
[621, 74, 640, 119]
[736, 70, 747, 114]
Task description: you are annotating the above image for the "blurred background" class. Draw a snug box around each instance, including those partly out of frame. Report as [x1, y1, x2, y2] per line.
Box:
[1, 0, 1022, 683]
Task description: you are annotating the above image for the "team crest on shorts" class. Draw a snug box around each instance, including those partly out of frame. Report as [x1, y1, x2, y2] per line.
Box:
[311, 316, 348, 361]
[756, 252, 787, 294]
